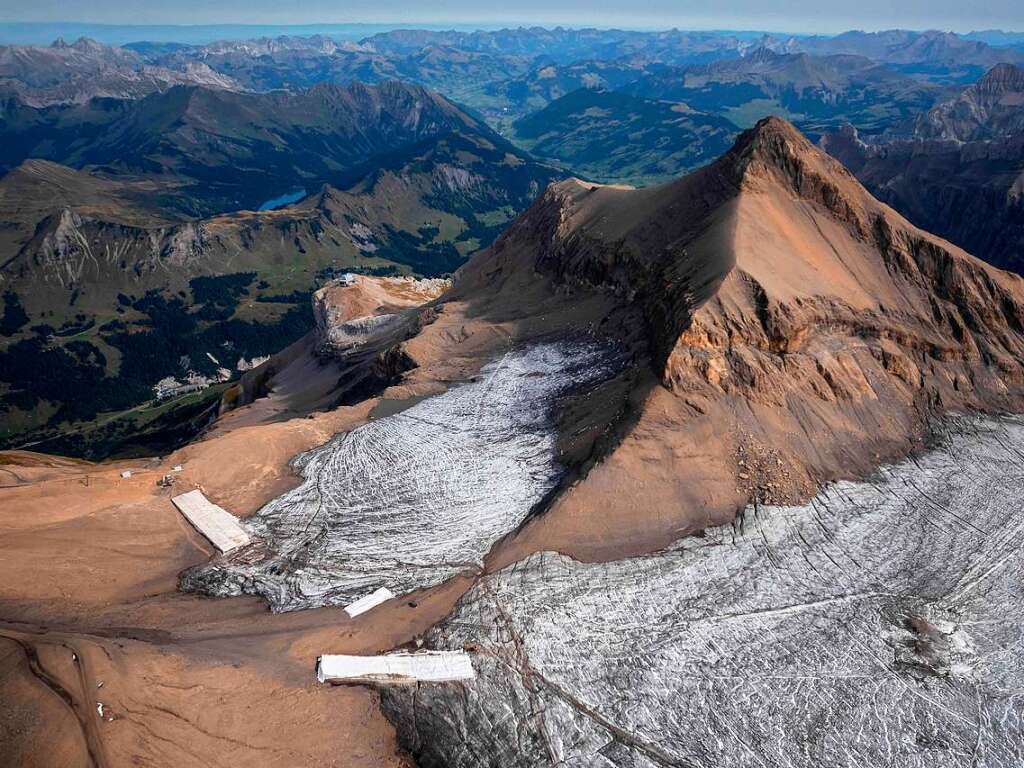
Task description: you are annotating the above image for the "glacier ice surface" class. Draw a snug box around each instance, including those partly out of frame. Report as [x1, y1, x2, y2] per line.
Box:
[181, 339, 624, 612]
[383, 415, 1024, 768]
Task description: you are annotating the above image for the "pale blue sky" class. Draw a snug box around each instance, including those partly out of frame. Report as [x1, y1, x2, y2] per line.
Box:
[0, 0, 1021, 35]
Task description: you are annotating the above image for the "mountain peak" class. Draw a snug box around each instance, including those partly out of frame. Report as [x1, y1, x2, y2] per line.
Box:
[976, 62, 1024, 93]
[737, 115, 810, 149]
[744, 46, 786, 64]
[460, 118, 871, 362]
[724, 116, 853, 191]
[71, 37, 104, 52]
[457, 115, 1024, 503]
[915, 61, 1024, 141]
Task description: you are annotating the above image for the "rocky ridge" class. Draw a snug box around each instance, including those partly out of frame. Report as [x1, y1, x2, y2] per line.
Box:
[915, 62, 1024, 140]
[0, 36, 240, 106]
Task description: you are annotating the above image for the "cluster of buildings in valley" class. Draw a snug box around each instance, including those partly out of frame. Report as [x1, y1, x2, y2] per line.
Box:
[152, 354, 269, 400]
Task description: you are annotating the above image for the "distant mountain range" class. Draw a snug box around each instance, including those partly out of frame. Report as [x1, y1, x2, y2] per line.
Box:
[963, 30, 1024, 48]
[624, 46, 950, 138]
[822, 63, 1024, 272]
[0, 35, 239, 107]
[775, 29, 1024, 77]
[0, 80, 520, 216]
[494, 42, 997, 184]
[358, 27, 756, 63]
[3, 29, 1016, 169]
[6, 27, 1022, 115]
[0, 22, 406, 46]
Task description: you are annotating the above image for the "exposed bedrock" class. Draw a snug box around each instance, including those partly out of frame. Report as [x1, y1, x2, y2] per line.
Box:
[311, 275, 450, 350]
[382, 415, 1024, 768]
[224, 274, 447, 414]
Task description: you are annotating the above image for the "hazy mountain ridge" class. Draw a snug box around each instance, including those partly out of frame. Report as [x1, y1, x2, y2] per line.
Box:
[821, 63, 1024, 272]
[770, 28, 1024, 82]
[0, 35, 241, 106]
[358, 26, 755, 63]
[625, 46, 949, 137]
[5, 27, 1021, 126]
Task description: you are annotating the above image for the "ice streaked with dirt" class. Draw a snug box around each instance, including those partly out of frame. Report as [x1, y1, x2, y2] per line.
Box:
[181, 340, 624, 612]
[383, 415, 1024, 768]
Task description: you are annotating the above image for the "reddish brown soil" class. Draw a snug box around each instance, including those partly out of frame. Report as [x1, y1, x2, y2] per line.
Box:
[0, 419, 475, 767]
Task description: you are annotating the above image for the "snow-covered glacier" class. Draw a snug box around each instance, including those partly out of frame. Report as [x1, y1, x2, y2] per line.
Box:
[383, 415, 1024, 768]
[181, 339, 625, 612]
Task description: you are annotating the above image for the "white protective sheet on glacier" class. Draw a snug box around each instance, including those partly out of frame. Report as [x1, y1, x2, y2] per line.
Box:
[171, 489, 251, 553]
[317, 651, 475, 684]
[344, 587, 395, 617]
[383, 415, 1024, 768]
[182, 340, 623, 611]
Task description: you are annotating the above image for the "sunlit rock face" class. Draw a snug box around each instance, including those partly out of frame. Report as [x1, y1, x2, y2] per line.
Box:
[181, 340, 624, 612]
[384, 415, 1024, 768]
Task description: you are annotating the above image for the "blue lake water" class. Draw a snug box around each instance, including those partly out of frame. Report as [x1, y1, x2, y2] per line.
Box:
[258, 189, 306, 210]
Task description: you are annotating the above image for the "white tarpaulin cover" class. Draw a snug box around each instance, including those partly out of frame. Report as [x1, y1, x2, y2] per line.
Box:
[344, 587, 395, 618]
[171, 489, 251, 553]
[317, 651, 475, 685]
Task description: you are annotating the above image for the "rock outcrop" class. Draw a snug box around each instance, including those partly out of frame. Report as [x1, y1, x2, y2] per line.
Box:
[915, 63, 1024, 141]
[312, 274, 448, 350]
[224, 274, 448, 419]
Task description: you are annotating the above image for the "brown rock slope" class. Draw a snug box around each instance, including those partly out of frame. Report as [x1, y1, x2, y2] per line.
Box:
[472, 116, 1024, 562]
[0, 277, 458, 768]
[0, 384, 457, 768]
